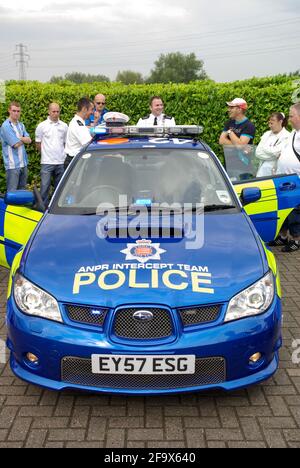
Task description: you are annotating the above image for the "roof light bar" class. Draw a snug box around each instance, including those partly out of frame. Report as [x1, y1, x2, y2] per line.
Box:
[90, 125, 203, 138]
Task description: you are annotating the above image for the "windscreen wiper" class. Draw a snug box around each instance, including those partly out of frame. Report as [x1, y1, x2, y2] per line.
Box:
[204, 204, 236, 212]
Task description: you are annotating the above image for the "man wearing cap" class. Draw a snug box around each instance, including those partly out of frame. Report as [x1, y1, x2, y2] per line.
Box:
[219, 98, 256, 146]
[137, 96, 176, 127]
[86, 94, 109, 127]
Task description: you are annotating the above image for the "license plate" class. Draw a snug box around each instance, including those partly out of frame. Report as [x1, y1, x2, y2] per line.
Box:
[91, 355, 196, 375]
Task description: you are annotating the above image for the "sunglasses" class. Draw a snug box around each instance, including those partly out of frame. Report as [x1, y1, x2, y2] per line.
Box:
[96, 102, 106, 105]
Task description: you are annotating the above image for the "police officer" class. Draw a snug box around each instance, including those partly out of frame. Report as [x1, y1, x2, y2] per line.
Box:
[137, 96, 176, 127]
[64, 98, 94, 169]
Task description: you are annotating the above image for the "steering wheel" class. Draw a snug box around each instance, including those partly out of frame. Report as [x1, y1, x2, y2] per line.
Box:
[80, 185, 123, 206]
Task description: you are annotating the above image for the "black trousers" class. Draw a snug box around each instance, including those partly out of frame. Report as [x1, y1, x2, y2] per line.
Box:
[64, 155, 74, 171]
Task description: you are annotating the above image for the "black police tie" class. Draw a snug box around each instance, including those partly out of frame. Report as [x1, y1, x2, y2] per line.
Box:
[154, 117, 158, 126]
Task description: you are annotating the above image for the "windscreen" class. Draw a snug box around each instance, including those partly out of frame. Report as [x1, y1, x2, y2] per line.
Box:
[53, 149, 236, 214]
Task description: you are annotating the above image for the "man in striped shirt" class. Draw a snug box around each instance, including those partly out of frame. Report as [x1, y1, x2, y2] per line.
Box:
[0, 101, 32, 192]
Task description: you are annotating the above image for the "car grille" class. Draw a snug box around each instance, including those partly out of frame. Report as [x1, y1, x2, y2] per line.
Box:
[61, 357, 226, 389]
[113, 308, 173, 340]
[179, 305, 221, 327]
[66, 305, 108, 327]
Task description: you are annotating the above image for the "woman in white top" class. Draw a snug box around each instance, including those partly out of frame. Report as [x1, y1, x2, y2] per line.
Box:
[256, 113, 290, 178]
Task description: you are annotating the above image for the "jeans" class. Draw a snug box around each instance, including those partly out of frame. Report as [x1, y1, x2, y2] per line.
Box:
[40, 164, 64, 205]
[6, 167, 28, 192]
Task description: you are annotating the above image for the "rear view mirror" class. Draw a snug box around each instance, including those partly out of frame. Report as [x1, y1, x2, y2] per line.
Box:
[4, 190, 35, 207]
[240, 187, 261, 206]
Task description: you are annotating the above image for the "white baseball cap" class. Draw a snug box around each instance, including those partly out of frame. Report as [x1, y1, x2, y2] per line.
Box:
[226, 98, 248, 110]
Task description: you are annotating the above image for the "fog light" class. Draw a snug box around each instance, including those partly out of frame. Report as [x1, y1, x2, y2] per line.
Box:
[26, 353, 39, 364]
[249, 353, 262, 364]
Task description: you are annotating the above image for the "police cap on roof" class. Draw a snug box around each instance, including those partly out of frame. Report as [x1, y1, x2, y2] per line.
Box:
[104, 112, 130, 126]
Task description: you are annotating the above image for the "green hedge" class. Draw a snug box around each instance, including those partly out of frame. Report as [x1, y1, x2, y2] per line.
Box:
[0, 75, 298, 192]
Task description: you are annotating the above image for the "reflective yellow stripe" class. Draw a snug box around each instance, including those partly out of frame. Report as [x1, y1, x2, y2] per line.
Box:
[276, 208, 294, 237]
[6, 206, 43, 222]
[234, 180, 278, 216]
[7, 249, 23, 299]
[4, 209, 42, 247]
[262, 242, 282, 299]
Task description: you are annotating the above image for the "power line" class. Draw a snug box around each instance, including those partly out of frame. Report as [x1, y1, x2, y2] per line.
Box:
[14, 44, 30, 80]
[30, 16, 300, 53]
[29, 31, 300, 61]
[28, 40, 300, 70]
[27, 44, 300, 71]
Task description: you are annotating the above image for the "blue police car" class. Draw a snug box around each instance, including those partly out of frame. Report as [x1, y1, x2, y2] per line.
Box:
[1, 121, 300, 395]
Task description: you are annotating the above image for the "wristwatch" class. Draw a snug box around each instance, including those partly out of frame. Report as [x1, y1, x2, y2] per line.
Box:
[227, 130, 232, 136]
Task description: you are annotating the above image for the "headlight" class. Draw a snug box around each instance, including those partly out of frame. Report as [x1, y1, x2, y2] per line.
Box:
[225, 271, 275, 323]
[14, 273, 63, 323]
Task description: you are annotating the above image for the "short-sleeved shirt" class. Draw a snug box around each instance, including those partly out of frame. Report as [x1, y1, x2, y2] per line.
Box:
[65, 115, 91, 158]
[223, 118, 256, 144]
[85, 108, 109, 126]
[0, 119, 30, 170]
[137, 113, 176, 127]
[35, 118, 68, 165]
[277, 130, 300, 175]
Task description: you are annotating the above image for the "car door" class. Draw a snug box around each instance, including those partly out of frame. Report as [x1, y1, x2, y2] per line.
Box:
[0, 197, 43, 268]
[233, 174, 300, 242]
[222, 145, 300, 242]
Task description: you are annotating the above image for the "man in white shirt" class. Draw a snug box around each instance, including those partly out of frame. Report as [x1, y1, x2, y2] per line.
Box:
[277, 104, 300, 176]
[137, 96, 176, 127]
[35, 103, 68, 205]
[274, 103, 300, 252]
[65, 98, 94, 169]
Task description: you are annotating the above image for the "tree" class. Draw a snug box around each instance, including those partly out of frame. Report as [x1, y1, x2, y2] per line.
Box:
[49, 75, 64, 84]
[116, 70, 144, 84]
[288, 70, 300, 78]
[49, 72, 110, 84]
[147, 52, 208, 84]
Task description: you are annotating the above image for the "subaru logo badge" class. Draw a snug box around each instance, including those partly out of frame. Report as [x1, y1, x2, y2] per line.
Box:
[133, 310, 154, 322]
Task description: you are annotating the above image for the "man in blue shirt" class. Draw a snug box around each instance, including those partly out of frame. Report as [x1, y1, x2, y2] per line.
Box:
[85, 94, 109, 127]
[0, 101, 32, 192]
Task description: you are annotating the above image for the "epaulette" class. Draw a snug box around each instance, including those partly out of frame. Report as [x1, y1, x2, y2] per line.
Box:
[77, 120, 84, 127]
[142, 115, 150, 120]
[164, 115, 173, 120]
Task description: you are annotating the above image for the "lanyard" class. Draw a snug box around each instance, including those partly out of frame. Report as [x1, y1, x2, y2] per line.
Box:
[292, 133, 300, 162]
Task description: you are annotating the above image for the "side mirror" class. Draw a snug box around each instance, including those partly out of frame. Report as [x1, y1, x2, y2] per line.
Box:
[240, 187, 261, 206]
[4, 190, 35, 206]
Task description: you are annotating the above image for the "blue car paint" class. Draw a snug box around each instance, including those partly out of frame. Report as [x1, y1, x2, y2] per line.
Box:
[7, 293, 282, 394]
[21, 212, 267, 307]
[5, 136, 286, 394]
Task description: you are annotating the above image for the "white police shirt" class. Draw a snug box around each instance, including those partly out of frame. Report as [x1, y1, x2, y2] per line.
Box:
[137, 113, 176, 127]
[65, 115, 91, 158]
[35, 118, 68, 165]
[277, 130, 300, 175]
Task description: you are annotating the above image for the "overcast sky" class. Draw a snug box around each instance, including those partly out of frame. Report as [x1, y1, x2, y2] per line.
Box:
[0, 0, 299, 83]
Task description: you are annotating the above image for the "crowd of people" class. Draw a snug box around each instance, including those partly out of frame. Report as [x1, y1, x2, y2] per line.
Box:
[1, 93, 300, 251]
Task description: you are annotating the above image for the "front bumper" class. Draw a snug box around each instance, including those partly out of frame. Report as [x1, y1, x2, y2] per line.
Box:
[6, 296, 282, 395]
